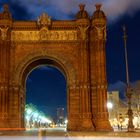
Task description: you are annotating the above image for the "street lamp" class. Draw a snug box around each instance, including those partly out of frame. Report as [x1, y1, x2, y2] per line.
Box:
[122, 25, 134, 132]
[107, 102, 113, 109]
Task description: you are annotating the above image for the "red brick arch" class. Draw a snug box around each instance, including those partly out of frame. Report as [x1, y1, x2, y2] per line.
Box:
[0, 4, 112, 131]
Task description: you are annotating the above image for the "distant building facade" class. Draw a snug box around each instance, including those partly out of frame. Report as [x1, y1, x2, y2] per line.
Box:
[107, 91, 140, 128]
[57, 107, 64, 124]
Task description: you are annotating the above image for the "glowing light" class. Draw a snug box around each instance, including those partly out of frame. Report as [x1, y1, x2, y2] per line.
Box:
[107, 102, 113, 109]
[44, 118, 52, 124]
[26, 116, 30, 121]
[65, 119, 68, 124]
[33, 112, 39, 118]
[26, 109, 32, 115]
[25, 103, 52, 129]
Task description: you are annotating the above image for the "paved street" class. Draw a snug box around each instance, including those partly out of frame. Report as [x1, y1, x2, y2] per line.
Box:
[0, 136, 140, 140]
[0, 127, 140, 140]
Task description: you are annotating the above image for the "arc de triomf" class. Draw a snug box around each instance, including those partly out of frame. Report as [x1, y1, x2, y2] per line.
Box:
[0, 3, 112, 131]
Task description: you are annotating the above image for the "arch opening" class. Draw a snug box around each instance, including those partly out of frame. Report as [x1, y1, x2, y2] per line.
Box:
[21, 58, 68, 130]
[22, 58, 68, 87]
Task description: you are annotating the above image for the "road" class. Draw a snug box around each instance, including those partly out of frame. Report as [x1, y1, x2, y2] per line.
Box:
[0, 127, 140, 140]
[0, 136, 140, 140]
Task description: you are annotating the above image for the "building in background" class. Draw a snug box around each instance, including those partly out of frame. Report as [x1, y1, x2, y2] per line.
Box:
[107, 91, 140, 129]
[57, 107, 64, 125]
[107, 91, 128, 129]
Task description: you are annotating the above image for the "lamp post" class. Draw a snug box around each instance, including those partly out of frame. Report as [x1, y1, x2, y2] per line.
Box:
[122, 25, 134, 132]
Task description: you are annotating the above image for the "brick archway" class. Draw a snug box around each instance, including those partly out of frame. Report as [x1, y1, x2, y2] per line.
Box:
[0, 4, 112, 131]
[13, 54, 76, 87]
[14, 55, 75, 130]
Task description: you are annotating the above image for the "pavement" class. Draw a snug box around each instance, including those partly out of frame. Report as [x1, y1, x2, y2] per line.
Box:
[0, 137, 140, 140]
[0, 127, 140, 140]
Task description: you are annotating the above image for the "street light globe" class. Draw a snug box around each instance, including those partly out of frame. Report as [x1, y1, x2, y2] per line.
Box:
[107, 102, 113, 109]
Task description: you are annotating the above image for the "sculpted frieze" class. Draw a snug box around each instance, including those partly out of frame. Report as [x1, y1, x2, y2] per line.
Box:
[11, 31, 39, 41]
[11, 30, 77, 41]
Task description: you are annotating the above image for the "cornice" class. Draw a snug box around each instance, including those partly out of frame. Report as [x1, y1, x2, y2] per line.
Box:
[12, 20, 77, 30]
[12, 21, 37, 30]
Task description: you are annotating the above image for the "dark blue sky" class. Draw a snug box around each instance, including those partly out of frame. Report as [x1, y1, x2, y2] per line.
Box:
[26, 66, 66, 119]
[106, 12, 140, 83]
[1, 0, 140, 117]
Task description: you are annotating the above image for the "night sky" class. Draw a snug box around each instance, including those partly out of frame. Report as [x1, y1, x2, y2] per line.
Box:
[26, 66, 66, 119]
[1, 0, 140, 117]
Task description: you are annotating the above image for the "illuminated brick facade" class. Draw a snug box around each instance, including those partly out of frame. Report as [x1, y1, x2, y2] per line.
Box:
[0, 4, 112, 131]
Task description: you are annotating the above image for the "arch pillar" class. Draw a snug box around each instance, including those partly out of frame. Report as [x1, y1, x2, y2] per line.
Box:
[7, 85, 25, 130]
[67, 85, 80, 131]
[67, 84, 94, 131]
[0, 85, 9, 128]
[0, 84, 25, 130]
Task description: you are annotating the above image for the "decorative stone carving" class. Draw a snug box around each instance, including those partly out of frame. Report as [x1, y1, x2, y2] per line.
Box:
[39, 27, 49, 40]
[0, 27, 9, 40]
[11, 30, 77, 41]
[37, 12, 51, 27]
[0, 4, 12, 20]
[76, 4, 89, 19]
[78, 26, 89, 40]
[94, 25, 106, 40]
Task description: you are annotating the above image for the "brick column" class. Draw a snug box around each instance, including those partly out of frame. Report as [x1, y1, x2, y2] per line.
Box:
[0, 40, 10, 129]
[75, 19, 94, 131]
[90, 4, 112, 131]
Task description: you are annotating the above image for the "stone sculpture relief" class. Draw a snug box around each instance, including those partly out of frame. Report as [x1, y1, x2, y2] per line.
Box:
[11, 30, 77, 41]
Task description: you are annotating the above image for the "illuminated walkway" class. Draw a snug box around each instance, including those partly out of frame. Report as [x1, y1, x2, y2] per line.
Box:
[0, 137, 140, 140]
[0, 127, 140, 140]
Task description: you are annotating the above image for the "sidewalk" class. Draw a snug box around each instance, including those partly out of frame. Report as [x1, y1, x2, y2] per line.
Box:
[0, 129, 140, 137]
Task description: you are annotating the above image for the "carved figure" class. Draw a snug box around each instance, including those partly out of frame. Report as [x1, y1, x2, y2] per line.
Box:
[76, 4, 89, 19]
[39, 27, 49, 40]
[37, 12, 51, 27]
[94, 26, 106, 40]
[78, 26, 89, 40]
[0, 27, 9, 40]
